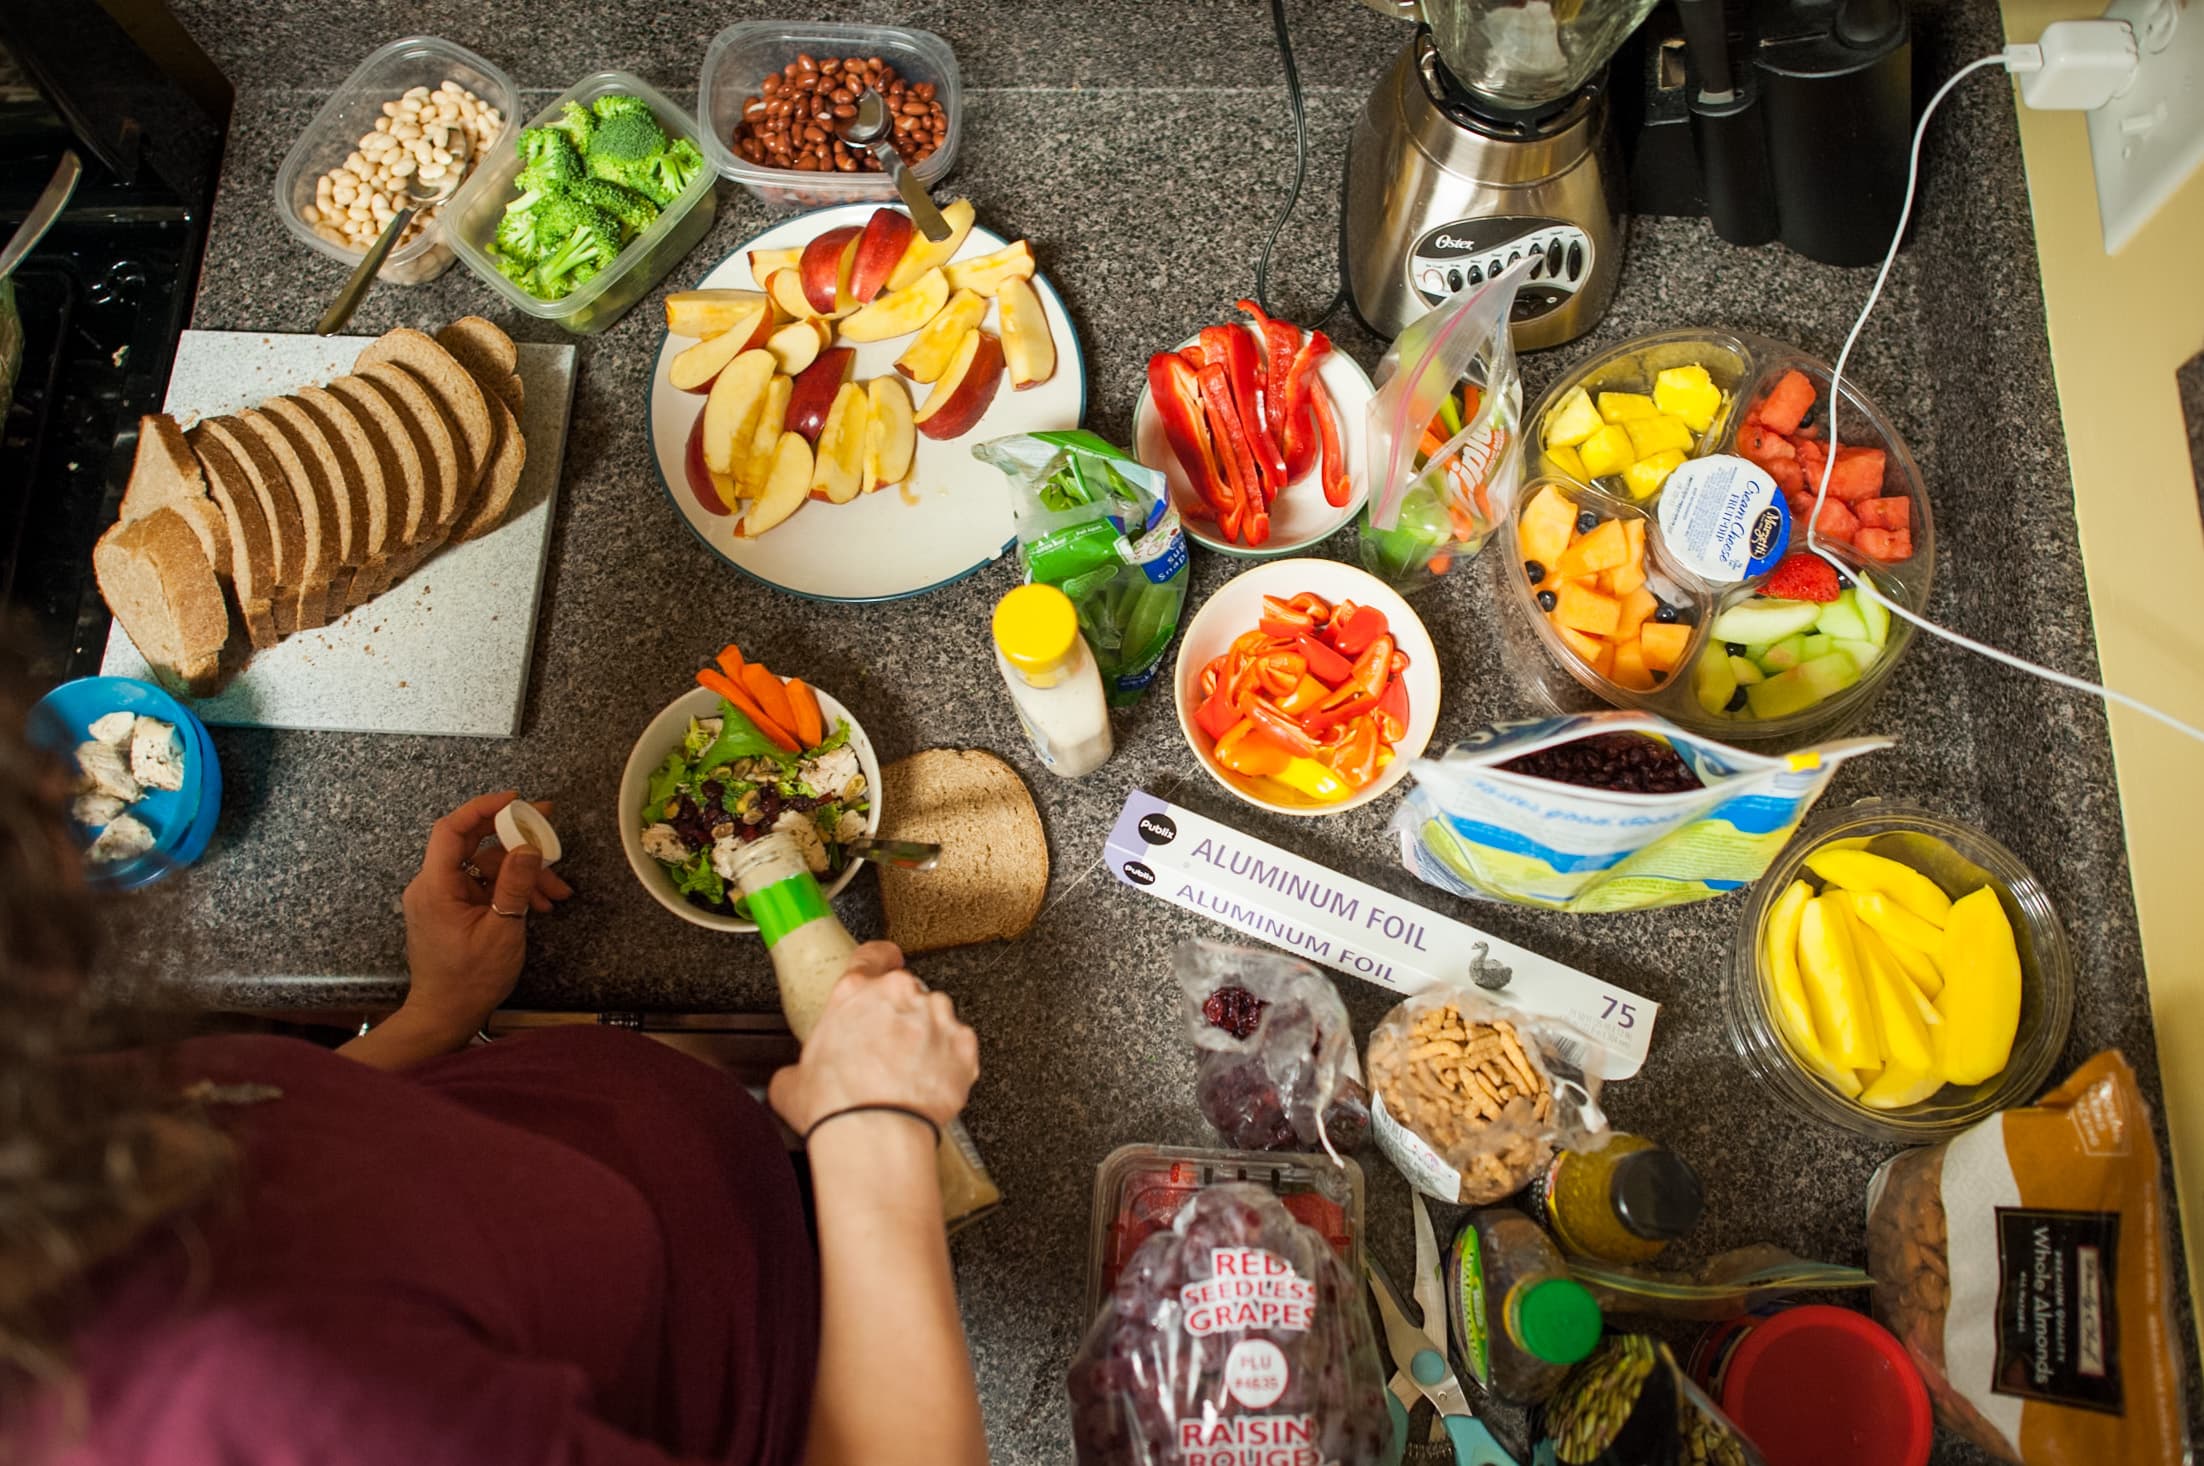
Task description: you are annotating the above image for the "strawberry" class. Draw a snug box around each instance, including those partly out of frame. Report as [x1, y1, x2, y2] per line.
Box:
[1760, 551, 1842, 603]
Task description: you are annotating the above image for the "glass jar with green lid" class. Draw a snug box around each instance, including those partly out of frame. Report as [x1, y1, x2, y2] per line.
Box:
[1447, 1209, 1606, 1406]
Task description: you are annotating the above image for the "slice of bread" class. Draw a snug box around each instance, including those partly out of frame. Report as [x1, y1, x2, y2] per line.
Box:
[445, 378, 527, 543]
[500, 372, 524, 412]
[874, 749, 1050, 954]
[94, 508, 230, 696]
[184, 425, 279, 649]
[234, 407, 341, 627]
[356, 362, 462, 565]
[199, 415, 312, 633]
[259, 395, 366, 610]
[323, 374, 427, 584]
[433, 315, 517, 381]
[292, 384, 394, 602]
[355, 327, 491, 498]
[118, 415, 230, 579]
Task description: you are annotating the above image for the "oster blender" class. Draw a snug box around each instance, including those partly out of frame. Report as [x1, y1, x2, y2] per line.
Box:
[1344, 0, 1659, 348]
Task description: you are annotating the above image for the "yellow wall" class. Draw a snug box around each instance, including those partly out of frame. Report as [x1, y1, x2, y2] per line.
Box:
[1999, 0, 2204, 1352]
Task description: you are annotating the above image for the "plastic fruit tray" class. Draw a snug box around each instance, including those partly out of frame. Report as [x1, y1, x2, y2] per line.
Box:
[1501, 329, 1934, 746]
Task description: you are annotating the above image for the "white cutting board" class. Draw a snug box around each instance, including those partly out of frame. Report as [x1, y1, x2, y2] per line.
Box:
[102, 330, 576, 737]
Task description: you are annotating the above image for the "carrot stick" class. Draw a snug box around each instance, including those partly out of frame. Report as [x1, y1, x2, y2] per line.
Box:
[740, 663, 799, 733]
[695, 668, 799, 752]
[715, 644, 746, 679]
[784, 678, 826, 748]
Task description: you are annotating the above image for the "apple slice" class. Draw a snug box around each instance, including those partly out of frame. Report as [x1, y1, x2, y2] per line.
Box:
[863, 376, 917, 493]
[800, 225, 862, 314]
[943, 239, 1036, 297]
[997, 276, 1056, 391]
[665, 289, 769, 339]
[666, 303, 772, 391]
[701, 348, 777, 477]
[738, 374, 793, 501]
[913, 329, 1006, 441]
[894, 289, 989, 382]
[837, 267, 950, 344]
[808, 383, 870, 505]
[884, 198, 977, 294]
[787, 348, 856, 444]
[742, 431, 814, 539]
[749, 246, 802, 291]
[766, 318, 830, 376]
[683, 403, 732, 515]
[850, 208, 917, 304]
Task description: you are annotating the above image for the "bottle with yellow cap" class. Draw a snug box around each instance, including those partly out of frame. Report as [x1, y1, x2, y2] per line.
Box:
[993, 583, 1113, 778]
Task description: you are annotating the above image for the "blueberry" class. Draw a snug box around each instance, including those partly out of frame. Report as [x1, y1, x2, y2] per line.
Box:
[1837, 571, 1854, 590]
[1654, 603, 1680, 623]
[1537, 589, 1558, 612]
[1797, 401, 1819, 431]
[1576, 510, 1600, 534]
[1725, 686, 1750, 712]
[1725, 641, 1747, 657]
[1525, 559, 1547, 585]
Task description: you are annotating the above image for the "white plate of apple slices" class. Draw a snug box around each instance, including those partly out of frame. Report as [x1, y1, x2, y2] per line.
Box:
[648, 201, 1085, 602]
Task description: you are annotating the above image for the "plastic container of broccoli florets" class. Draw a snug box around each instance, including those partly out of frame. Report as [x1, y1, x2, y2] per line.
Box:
[443, 71, 718, 335]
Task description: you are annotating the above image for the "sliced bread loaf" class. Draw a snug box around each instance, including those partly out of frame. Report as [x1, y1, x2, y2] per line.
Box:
[874, 749, 1050, 954]
[356, 328, 491, 496]
[356, 362, 462, 566]
[445, 379, 527, 543]
[184, 425, 279, 649]
[94, 508, 230, 696]
[259, 395, 366, 611]
[198, 415, 313, 633]
[119, 415, 231, 579]
[433, 316, 517, 381]
[323, 374, 427, 584]
[234, 407, 342, 626]
[292, 384, 394, 602]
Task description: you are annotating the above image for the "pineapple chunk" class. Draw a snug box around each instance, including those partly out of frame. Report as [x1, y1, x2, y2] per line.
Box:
[1622, 449, 1688, 499]
[1596, 391, 1657, 422]
[1654, 365, 1722, 434]
[1624, 414, 1696, 458]
[1546, 442, 1588, 482]
[1578, 424, 1635, 479]
[1544, 386, 1605, 448]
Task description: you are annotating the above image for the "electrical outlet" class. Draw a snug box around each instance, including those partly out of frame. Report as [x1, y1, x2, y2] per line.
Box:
[2088, 0, 2204, 253]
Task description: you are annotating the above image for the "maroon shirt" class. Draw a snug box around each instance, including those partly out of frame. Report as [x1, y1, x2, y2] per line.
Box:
[39, 1026, 818, 1465]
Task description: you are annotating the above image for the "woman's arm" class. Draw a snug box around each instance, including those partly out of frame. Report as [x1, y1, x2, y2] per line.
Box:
[340, 791, 571, 1071]
[768, 945, 986, 1466]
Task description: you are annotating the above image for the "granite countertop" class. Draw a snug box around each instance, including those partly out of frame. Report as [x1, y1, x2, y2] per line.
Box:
[158, 0, 2200, 1458]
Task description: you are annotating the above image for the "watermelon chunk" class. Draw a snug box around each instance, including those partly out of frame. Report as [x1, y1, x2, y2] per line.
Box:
[1737, 422, 1796, 465]
[1825, 446, 1887, 501]
[1758, 370, 1818, 435]
[1854, 527, 1913, 562]
[1856, 496, 1912, 530]
[1810, 497, 1861, 544]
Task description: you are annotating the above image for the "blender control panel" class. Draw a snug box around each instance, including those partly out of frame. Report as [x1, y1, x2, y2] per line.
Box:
[1407, 218, 1593, 322]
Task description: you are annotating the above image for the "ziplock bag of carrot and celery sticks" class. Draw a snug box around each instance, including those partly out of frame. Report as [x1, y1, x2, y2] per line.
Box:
[976, 429, 1188, 708]
[1391, 710, 1888, 912]
[1358, 258, 1532, 593]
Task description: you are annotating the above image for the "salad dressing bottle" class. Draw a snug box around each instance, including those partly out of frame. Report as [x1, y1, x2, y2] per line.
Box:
[992, 584, 1112, 778]
[1527, 1133, 1704, 1264]
[1448, 1209, 1605, 1406]
[727, 832, 1001, 1227]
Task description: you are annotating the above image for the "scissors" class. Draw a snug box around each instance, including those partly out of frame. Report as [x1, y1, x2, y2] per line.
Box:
[1365, 1242, 1518, 1466]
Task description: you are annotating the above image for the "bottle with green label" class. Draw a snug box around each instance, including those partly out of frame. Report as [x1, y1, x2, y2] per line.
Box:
[1447, 1208, 1605, 1406]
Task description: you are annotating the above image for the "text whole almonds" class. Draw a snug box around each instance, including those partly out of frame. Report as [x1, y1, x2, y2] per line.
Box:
[301, 82, 505, 259]
[1370, 1004, 1555, 1201]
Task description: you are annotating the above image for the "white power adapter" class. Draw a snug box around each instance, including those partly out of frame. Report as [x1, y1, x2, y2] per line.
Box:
[2004, 19, 2141, 110]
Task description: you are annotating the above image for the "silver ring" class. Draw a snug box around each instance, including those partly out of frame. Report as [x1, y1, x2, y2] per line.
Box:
[462, 860, 488, 885]
[490, 901, 527, 919]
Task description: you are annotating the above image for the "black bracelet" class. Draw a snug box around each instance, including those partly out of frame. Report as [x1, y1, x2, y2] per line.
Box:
[802, 1103, 942, 1148]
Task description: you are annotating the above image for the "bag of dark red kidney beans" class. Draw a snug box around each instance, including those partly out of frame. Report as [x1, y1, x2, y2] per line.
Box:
[1390, 711, 1887, 913]
[1176, 940, 1370, 1161]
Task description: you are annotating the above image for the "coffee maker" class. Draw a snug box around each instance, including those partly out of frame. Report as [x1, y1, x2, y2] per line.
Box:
[1343, 0, 1661, 349]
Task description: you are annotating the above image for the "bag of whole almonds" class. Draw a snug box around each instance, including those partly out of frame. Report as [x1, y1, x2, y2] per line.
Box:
[1865, 1051, 2192, 1464]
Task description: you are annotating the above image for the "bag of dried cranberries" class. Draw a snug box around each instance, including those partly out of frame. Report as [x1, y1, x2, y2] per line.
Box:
[1176, 939, 1370, 1158]
[1067, 1183, 1390, 1465]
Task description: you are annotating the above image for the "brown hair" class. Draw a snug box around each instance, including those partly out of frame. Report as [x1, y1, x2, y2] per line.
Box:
[0, 654, 230, 1395]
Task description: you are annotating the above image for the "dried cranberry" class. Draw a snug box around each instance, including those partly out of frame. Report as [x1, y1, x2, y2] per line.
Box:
[1499, 732, 1703, 794]
[1201, 984, 1268, 1039]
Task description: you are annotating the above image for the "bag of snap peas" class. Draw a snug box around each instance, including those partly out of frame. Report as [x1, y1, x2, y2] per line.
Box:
[1537, 1334, 1767, 1466]
[1391, 711, 1888, 913]
[1359, 259, 1531, 593]
[978, 429, 1189, 708]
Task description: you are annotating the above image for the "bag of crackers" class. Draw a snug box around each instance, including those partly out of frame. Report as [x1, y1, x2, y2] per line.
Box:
[1364, 987, 1605, 1205]
[1865, 1051, 2191, 1465]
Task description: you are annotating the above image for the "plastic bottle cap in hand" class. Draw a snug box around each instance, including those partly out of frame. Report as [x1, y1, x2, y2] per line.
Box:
[993, 583, 1080, 675]
[495, 799, 561, 864]
[1514, 1277, 1604, 1365]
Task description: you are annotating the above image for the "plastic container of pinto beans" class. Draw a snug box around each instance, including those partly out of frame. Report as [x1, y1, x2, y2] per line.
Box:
[1687, 1305, 1932, 1466]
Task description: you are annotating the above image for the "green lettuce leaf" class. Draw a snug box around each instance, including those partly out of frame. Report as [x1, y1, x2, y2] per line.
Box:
[811, 718, 853, 755]
[672, 850, 724, 905]
[698, 700, 796, 773]
[645, 750, 688, 811]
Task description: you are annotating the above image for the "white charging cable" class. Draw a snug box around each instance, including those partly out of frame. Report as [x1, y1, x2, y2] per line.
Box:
[1800, 36, 2204, 747]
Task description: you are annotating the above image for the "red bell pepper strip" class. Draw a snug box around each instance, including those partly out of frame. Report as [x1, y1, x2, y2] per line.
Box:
[1207, 324, 1285, 502]
[1278, 674, 1331, 716]
[1299, 691, 1379, 739]
[1389, 650, 1410, 677]
[1293, 633, 1353, 687]
[1147, 353, 1235, 527]
[1307, 374, 1351, 508]
[1374, 674, 1410, 743]
[1244, 696, 1319, 757]
[1195, 678, 1243, 742]
[1214, 719, 1292, 777]
[1254, 651, 1305, 700]
[1198, 360, 1268, 546]
[1278, 330, 1331, 483]
[1288, 592, 1333, 624]
[1237, 298, 1304, 460]
[1328, 716, 1383, 790]
[1319, 634, 1394, 710]
[1258, 594, 1318, 639]
[1328, 604, 1391, 658]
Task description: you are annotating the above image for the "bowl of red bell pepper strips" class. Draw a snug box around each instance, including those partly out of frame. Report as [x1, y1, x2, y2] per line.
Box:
[1133, 302, 1374, 557]
[1174, 560, 1440, 815]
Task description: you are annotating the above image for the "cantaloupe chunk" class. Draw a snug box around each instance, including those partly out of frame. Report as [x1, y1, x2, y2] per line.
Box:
[1623, 517, 1645, 564]
[1554, 623, 1605, 667]
[1614, 586, 1660, 641]
[1553, 580, 1621, 637]
[1517, 483, 1578, 570]
[1610, 639, 1656, 691]
[1588, 641, 1615, 679]
[1553, 518, 1627, 580]
[1607, 553, 1646, 597]
[1638, 619, 1690, 672]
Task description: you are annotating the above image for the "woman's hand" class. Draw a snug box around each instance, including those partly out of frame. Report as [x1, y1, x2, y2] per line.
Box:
[397, 791, 572, 1046]
[768, 942, 979, 1138]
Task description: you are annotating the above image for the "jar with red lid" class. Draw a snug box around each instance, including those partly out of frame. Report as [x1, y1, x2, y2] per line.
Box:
[1688, 1304, 1932, 1466]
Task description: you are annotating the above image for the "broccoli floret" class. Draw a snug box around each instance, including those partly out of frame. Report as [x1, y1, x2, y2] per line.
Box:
[516, 127, 584, 191]
[585, 108, 670, 168]
[567, 177, 660, 239]
[548, 99, 596, 150]
[591, 93, 657, 123]
[494, 199, 546, 261]
[531, 201, 621, 298]
[635, 136, 706, 206]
